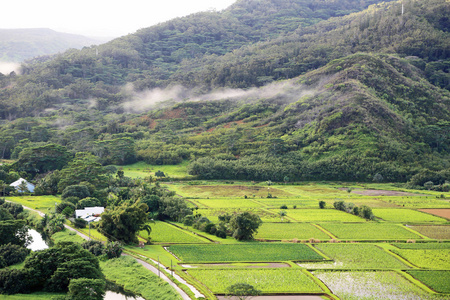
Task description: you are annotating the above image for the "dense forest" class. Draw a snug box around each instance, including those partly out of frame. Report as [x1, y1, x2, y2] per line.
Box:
[0, 0, 449, 187]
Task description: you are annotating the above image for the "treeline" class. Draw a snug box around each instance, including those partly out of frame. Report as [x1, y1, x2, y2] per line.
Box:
[187, 154, 416, 182]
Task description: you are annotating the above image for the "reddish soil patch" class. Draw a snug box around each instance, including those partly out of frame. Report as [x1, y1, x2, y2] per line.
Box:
[223, 119, 245, 128]
[161, 108, 185, 119]
[419, 209, 450, 219]
[148, 119, 158, 129]
[347, 189, 426, 196]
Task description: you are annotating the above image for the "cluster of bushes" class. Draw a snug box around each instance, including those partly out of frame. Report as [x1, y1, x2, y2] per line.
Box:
[333, 200, 374, 220]
[0, 243, 30, 268]
[0, 242, 105, 299]
[183, 215, 227, 239]
[82, 240, 123, 259]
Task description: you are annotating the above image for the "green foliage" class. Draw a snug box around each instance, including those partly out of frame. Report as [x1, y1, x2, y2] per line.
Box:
[61, 185, 90, 200]
[103, 242, 123, 259]
[229, 212, 262, 241]
[98, 201, 149, 244]
[73, 217, 87, 229]
[76, 197, 101, 209]
[319, 201, 326, 209]
[0, 220, 31, 247]
[67, 278, 105, 300]
[226, 283, 261, 300]
[0, 243, 30, 268]
[81, 240, 105, 257]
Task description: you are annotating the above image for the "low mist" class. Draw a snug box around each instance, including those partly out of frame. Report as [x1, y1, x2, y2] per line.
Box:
[122, 80, 317, 113]
[0, 62, 20, 75]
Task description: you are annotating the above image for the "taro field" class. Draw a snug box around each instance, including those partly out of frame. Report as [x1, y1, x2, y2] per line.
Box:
[91, 176, 450, 299]
[151, 181, 450, 300]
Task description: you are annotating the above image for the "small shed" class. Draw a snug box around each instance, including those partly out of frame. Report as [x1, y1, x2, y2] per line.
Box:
[10, 178, 35, 193]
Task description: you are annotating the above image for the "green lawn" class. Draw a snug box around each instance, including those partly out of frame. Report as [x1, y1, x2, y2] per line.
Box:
[101, 256, 182, 300]
[119, 161, 193, 179]
[6, 195, 61, 212]
[138, 221, 210, 243]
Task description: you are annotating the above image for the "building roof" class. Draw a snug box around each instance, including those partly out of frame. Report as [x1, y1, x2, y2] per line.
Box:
[10, 178, 35, 192]
[75, 206, 104, 219]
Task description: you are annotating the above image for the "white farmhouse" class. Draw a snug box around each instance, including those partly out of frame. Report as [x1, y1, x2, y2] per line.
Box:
[75, 206, 104, 223]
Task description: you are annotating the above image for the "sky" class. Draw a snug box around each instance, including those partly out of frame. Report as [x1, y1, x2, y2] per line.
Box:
[1, 0, 237, 38]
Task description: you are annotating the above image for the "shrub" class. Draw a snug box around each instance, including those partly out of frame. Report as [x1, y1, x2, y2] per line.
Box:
[280, 204, 288, 209]
[73, 218, 88, 229]
[82, 240, 105, 256]
[319, 201, 326, 209]
[104, 242, 123, 259]
[0, 243, 30, 267]
[61, 185, 90, 200]
[67, 278, 105, 300]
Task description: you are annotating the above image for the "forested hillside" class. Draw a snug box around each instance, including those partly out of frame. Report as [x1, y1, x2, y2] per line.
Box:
[0, 28, 106, 63]
[0, 0, 449, 186]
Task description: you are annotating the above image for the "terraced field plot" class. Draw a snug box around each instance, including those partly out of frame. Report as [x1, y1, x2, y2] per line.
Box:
[138, 221, 210, 244]
[255, 198, 319, 208]
[314, 271, 447, 300]
[393, 243, 450, 249]
[255, 223, 330, 240]
[372, 208, 447, 223]
[406, 270, 450, 293]
[187, 269, 323, 293]
[277, 209, 364, 223]
[170, 184, 293, 198]
[196, 208, 279, 223]
[379, 197, 450, 208]
[391, 249, 450, 269]
[168, 244, 325, 262]
[193, 198, 262, 208]
[420, 209, 450, 220]
[409, 225, 450, 239]
[299, 244, 410, 269]
[320, 223, 422, 240]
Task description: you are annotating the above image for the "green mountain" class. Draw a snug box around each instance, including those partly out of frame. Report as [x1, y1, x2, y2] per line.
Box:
[0, 28, 108, 63]
[0, 0, 449, 185]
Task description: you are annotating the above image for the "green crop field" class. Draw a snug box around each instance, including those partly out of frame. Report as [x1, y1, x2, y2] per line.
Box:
[195, 208, 279, 223]
[320, 223, 423, 240]
[391, 249, 450, 269]
[138, 221, 210, 243]
[407, 270, 450, 293]
[194, 198, 263, 208]
[276, 208, 364, 223]
[6, 195, 61, 212]
[255, 223, 330, 240]
[299, 244, 410, 269]
[379, 198, 450, 208]
[314, 271, 447, 300]
[254, 198, 320, 208]
[372, 209, 447, 223]
[187, 269, 323, 293]
[393, 243, 450, 249]
[409, 225, 450, 240]
[168, 243, 325, 262]
[168, 183, 293, 198]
